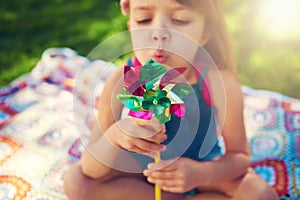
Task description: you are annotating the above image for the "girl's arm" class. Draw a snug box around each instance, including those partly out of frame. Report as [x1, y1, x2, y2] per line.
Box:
[80, 66, 124, 178]
[80, 66, 167, 179]
[196, 69, 250, 184]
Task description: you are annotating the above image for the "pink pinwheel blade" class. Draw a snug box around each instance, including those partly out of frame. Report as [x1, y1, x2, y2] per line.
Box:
[124, 65, 145, 96]
[170, 104, 186, 119]
[160, 67, 187, 89]
[128, 110, 153, 120]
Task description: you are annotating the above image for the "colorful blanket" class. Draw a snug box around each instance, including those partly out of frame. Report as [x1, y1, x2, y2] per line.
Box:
[0, 48, 299, 200]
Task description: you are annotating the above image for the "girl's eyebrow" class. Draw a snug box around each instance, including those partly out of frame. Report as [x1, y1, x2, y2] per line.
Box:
[169, 6, 188, 12]
[132, 4, 187, 12]
[132, 5, 154, 11]
[132, 6, 186, 12]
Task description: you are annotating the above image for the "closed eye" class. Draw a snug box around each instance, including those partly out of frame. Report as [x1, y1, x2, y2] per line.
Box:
[136, 19, 152, 24]
[172, 19, 190, 25]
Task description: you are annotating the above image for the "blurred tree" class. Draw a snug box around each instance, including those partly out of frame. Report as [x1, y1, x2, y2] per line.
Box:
[0, 0, 299, 99]
[0, 0, 126, 86]
[224, 0, 300, 99]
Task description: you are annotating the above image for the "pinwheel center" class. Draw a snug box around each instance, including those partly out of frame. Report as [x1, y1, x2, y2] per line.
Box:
[153, 98, 159, 105]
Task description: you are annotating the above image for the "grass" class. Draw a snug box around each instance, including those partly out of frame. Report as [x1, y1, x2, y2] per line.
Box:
[1, 0, 300, 99]
[0, 0, 126, 86]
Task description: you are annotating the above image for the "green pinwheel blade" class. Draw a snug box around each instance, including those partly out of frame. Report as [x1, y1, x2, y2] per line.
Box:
[149, 104, 165, 117]
[158, 97, 171, 108]
[156, 90, 167, 98]
[143, 90, 167, 100]
[142, 100, 153, 110]
[170, 83, 193, 99]
[140, 59, 167, 90]
[155, 111, 171, 124]
[116, 90, 143, 111]
[142, 90, 170, 110]
[143, 90, 157, 100]
[151, 105, 171, 124]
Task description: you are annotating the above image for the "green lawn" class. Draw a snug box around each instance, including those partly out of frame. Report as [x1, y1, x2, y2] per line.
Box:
[0, 0, 126, 86]
[1, 0, 300, 99]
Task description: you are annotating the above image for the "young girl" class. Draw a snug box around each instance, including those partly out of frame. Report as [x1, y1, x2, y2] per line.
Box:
[64, 0, 279, 199]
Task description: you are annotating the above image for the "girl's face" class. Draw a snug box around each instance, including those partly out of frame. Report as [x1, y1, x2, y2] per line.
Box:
[128, 0, 207, 78]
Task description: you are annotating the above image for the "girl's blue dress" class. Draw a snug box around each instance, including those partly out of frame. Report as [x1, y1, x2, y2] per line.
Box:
[127, 58, 222, 169]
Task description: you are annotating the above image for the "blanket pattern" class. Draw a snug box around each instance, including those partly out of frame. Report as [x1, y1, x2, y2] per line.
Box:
[0, 48, 299, 200]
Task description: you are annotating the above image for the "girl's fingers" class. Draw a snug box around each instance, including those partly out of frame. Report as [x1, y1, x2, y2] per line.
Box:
[138, 124, 166, 143]
[146, 175, 189, 193]
[148, 118, 163, 132]
[144, 131, 167, 143]
[141, 152, 157, 159]
[117, 118, 167, 143]
[117, 120, 153, 137]
[115, 118, 167, 154]
[160, 186, 185, 193]
[146, 176, 181, 188]
[143, 170, 175, 180]
[123, 137, 166, 155]
[133, 138, 166, 152]
[117, 119, 158, 138]
[147, 157, 179, 171]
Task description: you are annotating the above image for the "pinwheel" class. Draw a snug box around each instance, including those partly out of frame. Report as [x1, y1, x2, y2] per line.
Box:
[116, 58, 192, 200]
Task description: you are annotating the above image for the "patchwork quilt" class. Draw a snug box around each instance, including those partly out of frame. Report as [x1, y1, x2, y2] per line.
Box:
[0, 48, 299, 200]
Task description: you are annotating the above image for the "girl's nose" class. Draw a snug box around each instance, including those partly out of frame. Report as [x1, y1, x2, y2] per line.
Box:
[151, 28, 170, 42]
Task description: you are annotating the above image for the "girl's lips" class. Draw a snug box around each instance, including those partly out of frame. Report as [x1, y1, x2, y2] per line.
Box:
[153, 55, 167, 63]
[152, 50, 168, 63]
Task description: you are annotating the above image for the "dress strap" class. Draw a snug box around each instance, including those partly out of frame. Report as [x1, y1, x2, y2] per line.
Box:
[127, 57, 142, 67]
[198, 68, 208, 85]
[197, 67, 212, 106]
[127, 58, 133, 66]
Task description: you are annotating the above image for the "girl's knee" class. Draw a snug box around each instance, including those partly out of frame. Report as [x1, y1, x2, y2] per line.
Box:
[233, 170, 279, 200]
[242, 186, 278, 200]
[253, 183, 279, 200]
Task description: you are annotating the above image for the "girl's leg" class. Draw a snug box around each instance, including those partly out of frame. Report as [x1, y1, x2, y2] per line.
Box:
[232, 168, 278, 200]
[190, 168, 278, 200]
[63, 162, 184, 200]
[187, 193, 230, 200]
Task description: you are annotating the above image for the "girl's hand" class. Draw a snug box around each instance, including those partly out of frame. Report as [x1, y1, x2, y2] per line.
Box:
[143, 157, 202, 193]
[105, 118, 167, 158]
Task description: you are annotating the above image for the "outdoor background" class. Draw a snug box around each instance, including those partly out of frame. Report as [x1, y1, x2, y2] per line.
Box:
[1, 0, 300, 99]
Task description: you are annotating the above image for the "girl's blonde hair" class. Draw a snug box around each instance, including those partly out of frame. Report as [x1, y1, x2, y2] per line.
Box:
[120, 0, 237, 74]
[177, 0, 237, 74]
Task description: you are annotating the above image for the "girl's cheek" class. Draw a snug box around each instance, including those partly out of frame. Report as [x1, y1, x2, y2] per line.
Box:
[134, 50, 150, 64]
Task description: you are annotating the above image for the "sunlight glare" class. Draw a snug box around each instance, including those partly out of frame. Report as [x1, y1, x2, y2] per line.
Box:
[258, 0, 300, 39]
